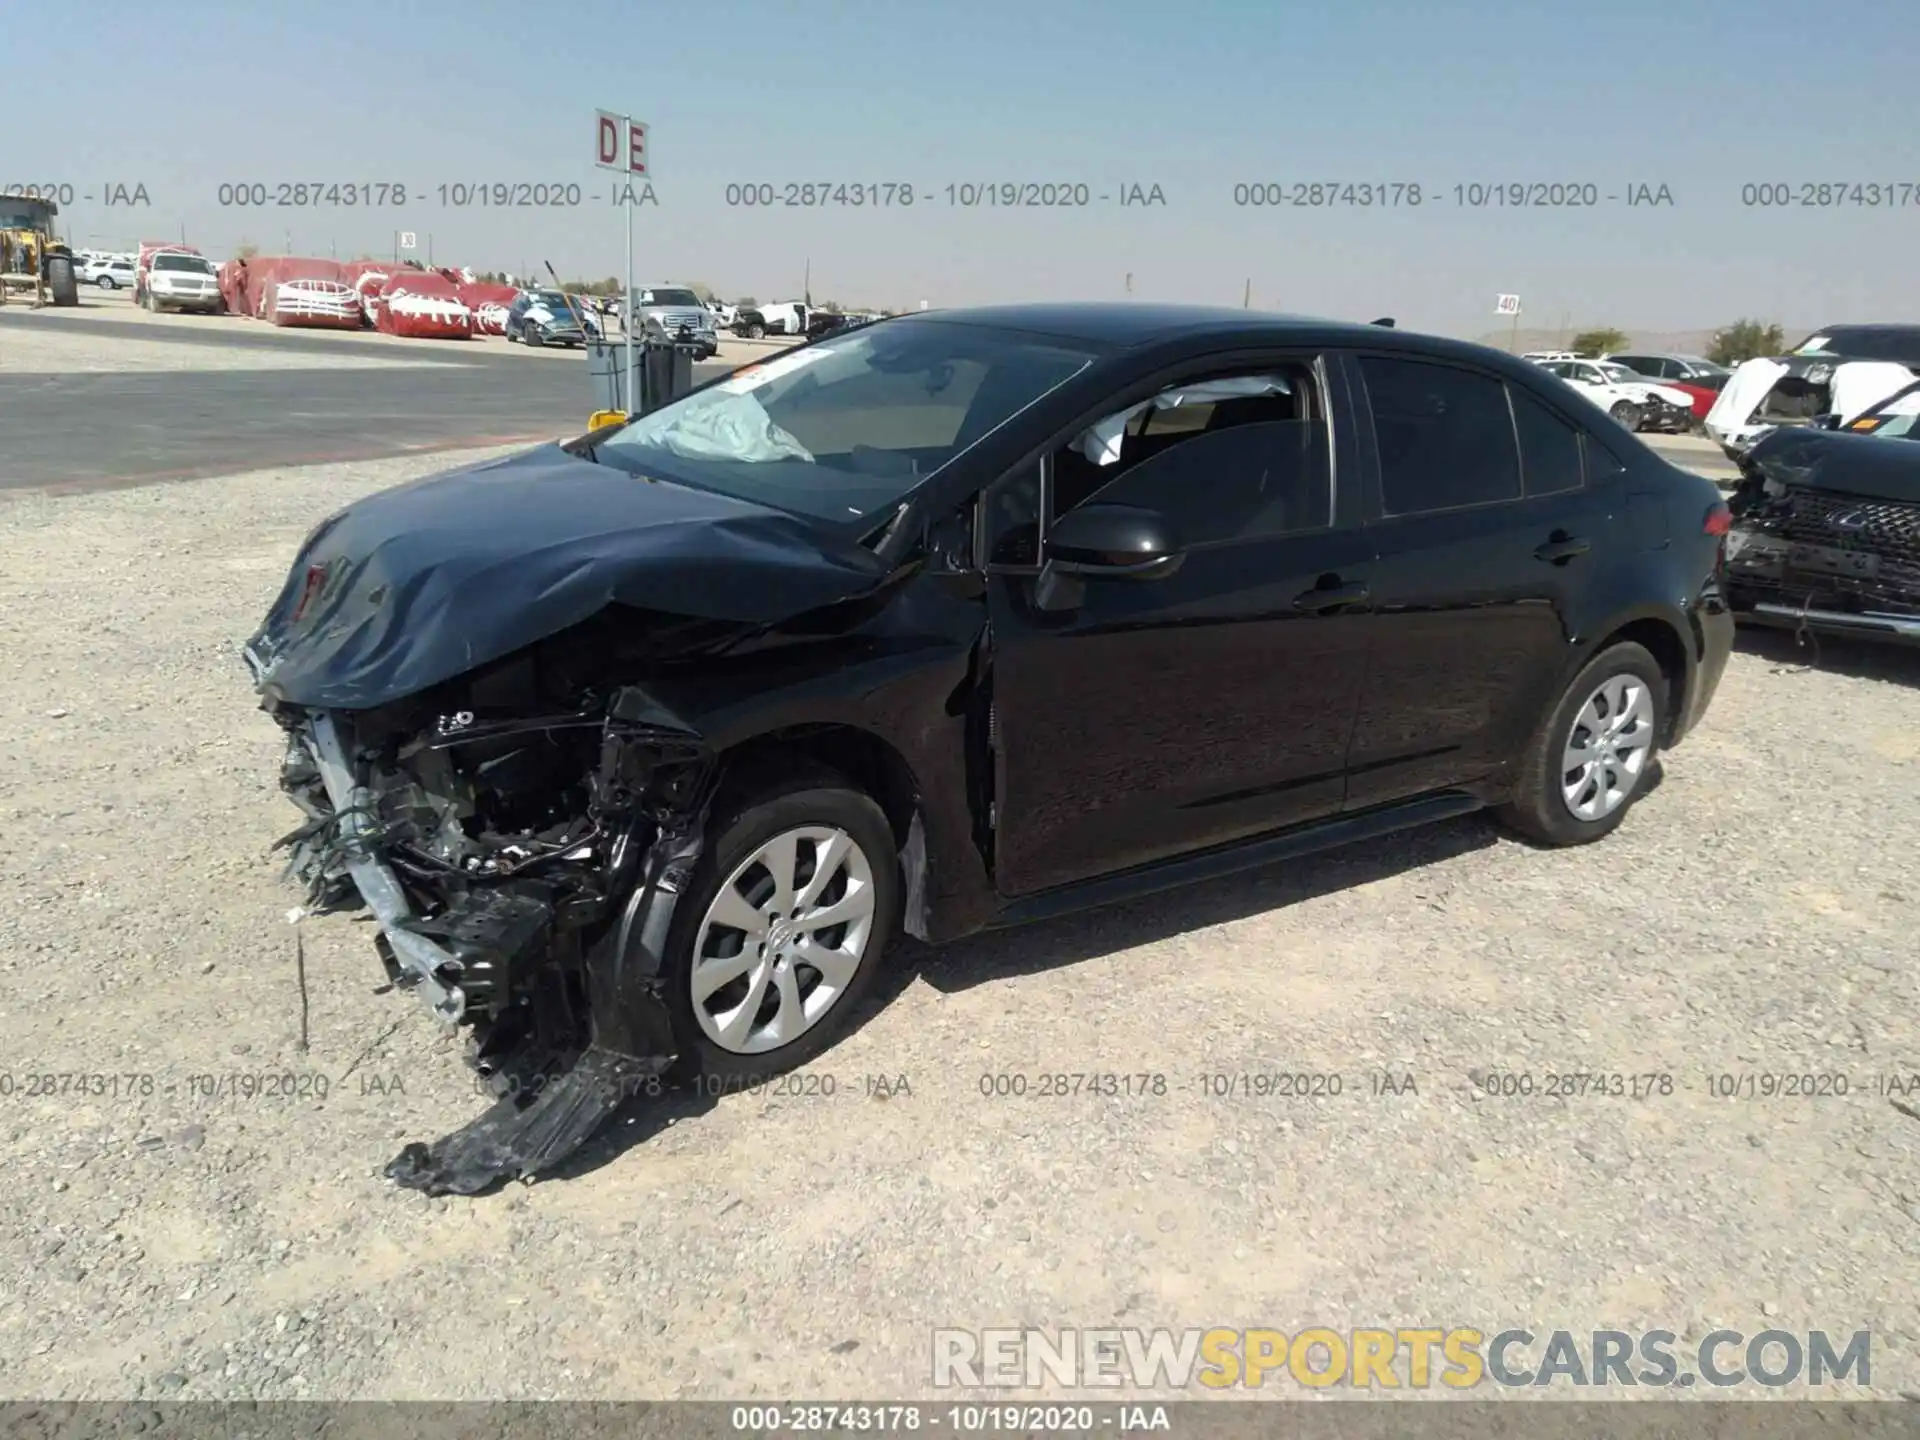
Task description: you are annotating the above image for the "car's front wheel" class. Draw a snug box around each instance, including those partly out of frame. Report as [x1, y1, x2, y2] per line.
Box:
[1609, 399, 1643, 429]
[662, 775, 898, 1082]
[1495, 640, 1666, 846]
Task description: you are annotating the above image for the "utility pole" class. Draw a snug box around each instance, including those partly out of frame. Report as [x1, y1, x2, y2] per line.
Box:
[804, 256, 811, 305]
[428, 234, 434, 266]
[1242, 278, 1251, 308]
[1125, 272, 1133, 296]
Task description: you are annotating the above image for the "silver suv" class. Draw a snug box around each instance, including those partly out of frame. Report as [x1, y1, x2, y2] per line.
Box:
[631, 284, 717, 359]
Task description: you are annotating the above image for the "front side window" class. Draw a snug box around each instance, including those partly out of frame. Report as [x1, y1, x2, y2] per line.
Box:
[1359, 356, 1522, 516]
[595, 319, 1097, 524]
[1047, 364, 1333, 547]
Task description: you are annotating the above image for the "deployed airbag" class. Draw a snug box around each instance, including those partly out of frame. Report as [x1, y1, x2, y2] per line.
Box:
[1074, 376, 1294, 465]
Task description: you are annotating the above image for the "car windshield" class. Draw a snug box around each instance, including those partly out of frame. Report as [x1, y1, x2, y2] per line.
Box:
[594, 319, 1099, 523]
[535, 292, 573, 311]
[153, 254, 211, 273]
[642, 288, 701, 306]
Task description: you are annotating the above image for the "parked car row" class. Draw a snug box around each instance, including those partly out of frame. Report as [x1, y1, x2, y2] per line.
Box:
[76, 251, 137, 289]
[1530, 357, 1702, 434]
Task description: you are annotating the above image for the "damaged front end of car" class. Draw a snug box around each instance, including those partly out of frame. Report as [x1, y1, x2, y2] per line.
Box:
[251, 644, 721, 1195]
[238, 441, 905, 1194]
[1725, 426, 1920, 644]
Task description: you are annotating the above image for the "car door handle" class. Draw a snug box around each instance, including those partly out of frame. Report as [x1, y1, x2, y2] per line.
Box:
[1292, 580, 1370, 612]
[1535, 535, 1590, 564]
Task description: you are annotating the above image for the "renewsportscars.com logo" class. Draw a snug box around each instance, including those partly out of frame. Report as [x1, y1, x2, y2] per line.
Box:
[931, 1327, 1871, 1390]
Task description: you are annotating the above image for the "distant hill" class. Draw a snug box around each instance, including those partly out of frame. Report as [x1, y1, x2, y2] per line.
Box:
[1468, 325, 1811, 356]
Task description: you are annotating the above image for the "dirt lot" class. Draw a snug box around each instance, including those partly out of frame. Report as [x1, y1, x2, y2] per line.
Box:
[0, 445, 1915, 1404]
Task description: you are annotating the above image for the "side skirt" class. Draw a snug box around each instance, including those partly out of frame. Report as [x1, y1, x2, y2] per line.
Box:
[988, 791, 1484, 930]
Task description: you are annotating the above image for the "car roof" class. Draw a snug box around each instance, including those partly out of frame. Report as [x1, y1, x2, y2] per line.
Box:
[886, 302, 1525, 367]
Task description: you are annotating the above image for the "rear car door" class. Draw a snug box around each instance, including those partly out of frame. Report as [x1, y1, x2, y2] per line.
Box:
[985, 353, 1373, 897]
[1338, 353, 1613, 810]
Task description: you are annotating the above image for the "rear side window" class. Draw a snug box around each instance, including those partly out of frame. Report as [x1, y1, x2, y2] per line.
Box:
[1360, 356, 1522, 516]
[1510, 387, 1584, 496]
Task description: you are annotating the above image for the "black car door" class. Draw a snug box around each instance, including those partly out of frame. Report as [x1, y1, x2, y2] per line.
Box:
[984, 353, 1374, 898]
[1338, 352, 1613, 811]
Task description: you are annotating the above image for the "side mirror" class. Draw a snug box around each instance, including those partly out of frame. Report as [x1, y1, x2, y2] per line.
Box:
[1045, 503, 1184, 579]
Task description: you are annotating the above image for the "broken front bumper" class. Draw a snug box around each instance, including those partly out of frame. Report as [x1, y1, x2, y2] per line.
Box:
[1724, 505, 1920, 645]
[300, 710, 471, 1022]
[247, 642, 713, 1194]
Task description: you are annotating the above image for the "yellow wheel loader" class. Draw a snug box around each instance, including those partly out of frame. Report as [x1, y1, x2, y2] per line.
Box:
[0, 191, 80, 307]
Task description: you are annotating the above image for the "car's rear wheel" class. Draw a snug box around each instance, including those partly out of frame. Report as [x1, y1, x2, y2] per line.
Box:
[98, 275, 116, 290]
[662, 775, 898, 1082]
[1495, 640, 1666, 847]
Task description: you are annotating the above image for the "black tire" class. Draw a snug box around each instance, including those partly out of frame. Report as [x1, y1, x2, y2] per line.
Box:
[1609, 400, 1642, 429]
[47, 255, 78, 306]
[1494, 640, 1667, 847]
[660, 774, 899, 1082]
[524, 327, 542, 348]
[97, 275, 116, 290]
[745, 323, 764, 339]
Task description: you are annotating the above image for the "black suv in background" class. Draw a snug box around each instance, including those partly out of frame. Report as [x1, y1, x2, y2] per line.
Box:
[248, 304, 1736, 1193]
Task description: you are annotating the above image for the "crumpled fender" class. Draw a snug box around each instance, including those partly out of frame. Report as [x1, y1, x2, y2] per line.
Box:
[248, 443, 890, 711]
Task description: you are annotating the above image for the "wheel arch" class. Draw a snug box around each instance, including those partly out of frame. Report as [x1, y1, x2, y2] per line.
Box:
[1577, 610, 1691, 745]
[713, 723, 922, 847]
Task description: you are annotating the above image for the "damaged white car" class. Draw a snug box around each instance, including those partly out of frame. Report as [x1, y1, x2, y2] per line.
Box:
[1704, 325, 1920, 459]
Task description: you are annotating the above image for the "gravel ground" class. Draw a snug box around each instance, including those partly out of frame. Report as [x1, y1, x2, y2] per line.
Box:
[0, 450, 1916, 1403]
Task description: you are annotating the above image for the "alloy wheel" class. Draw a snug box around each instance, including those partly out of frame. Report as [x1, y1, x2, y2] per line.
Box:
[1560, 674, 1654, 822]
[690, 825, 877, 1054]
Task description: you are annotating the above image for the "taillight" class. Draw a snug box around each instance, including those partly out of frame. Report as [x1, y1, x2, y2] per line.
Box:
[1703, 501, 1732, 537]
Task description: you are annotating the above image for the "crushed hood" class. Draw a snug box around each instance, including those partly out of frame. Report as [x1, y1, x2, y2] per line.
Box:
[247, 443, 890, 711]
[1740, 426, 1920, 506]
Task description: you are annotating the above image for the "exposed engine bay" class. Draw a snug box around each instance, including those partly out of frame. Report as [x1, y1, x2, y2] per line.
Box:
[257, 629, 722, 1197]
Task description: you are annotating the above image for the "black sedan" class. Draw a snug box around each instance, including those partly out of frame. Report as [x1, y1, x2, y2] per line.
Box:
[244, 304, 1735, 1194]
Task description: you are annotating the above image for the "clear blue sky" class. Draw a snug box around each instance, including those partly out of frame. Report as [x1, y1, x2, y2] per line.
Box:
[20, 0, 1918, 337]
